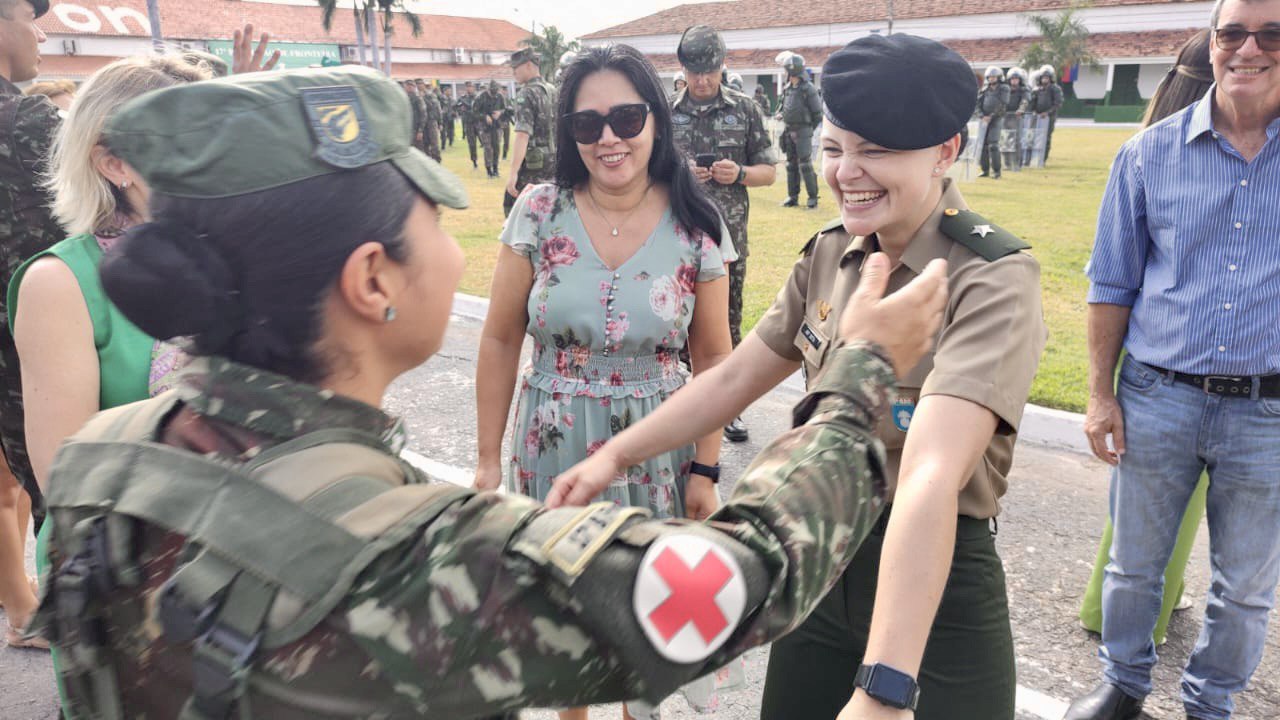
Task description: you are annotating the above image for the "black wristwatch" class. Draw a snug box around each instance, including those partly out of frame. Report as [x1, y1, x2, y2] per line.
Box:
[855, 663, 920, 711]
[689, 461, 720, 483]
[734, 165, 747, 185]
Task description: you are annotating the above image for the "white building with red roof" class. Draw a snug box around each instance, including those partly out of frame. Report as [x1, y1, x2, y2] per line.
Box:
[35, 0, 528, 90]
[581, 0, 1212, 121]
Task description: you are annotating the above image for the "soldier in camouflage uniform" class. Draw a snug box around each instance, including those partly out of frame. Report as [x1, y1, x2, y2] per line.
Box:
[401, 79, 426, 152]
[440, 85, 456, 148]
[458, 81, 479, 168]
[498, 85, 512, 159]
[474, 80, 505, 177]
[27, 65, 950, 720]
[976, 66, 1009, 178]
[777, 52, 822, 208]
[0, 0, 59, 531]
[415, 79, 442, 162]
[671, 24, 778, 443]
[503, 48, 556, 217]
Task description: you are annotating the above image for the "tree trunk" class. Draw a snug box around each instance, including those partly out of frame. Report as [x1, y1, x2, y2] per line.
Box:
[383, 16, 392, 75]
[353, 5, 368, 66]
[145, 0, 163, 53]
[367, 10, 380, 73]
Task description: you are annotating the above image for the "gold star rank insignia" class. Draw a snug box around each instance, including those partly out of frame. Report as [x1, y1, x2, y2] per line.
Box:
[817, 300, 833, 321]
[971, 224, 994, 238]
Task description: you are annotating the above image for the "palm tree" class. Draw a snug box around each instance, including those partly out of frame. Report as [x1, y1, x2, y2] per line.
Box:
[520, 26, 580, 79]
[376, 0, 423, 76]
[145, 0, 163, 52]
[1020, 2, 1100, 78]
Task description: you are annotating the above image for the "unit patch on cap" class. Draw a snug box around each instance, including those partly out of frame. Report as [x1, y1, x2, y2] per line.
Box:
[634, 534, 746, 664]
[301, 85, 379, 169]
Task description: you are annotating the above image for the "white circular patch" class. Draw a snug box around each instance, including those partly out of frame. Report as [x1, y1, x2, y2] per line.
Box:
[633, 534, 747, 664]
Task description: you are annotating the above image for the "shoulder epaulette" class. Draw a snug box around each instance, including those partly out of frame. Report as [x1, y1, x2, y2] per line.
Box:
[800, 216, 845, 256]
[938, 208, 1030, 261]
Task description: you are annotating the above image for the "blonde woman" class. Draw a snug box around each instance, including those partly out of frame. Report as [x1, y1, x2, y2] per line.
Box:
[22, 79, 75, 111]
[5, 56, 207, 652]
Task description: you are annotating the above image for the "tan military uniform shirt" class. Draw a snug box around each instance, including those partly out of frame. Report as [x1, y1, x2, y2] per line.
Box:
[755, 179, 1047, 518]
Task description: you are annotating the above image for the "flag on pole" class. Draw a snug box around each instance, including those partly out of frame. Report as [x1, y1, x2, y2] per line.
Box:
[1061, 63, 1079, 83]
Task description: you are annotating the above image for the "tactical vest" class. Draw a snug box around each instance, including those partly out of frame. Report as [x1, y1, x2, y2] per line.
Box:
[30, 392, 476, 720]
[522, 79, 557, 172]
[781, 81, 816, 128]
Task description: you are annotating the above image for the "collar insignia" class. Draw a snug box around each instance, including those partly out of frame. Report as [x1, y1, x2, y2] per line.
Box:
[817, 300, 833, 322]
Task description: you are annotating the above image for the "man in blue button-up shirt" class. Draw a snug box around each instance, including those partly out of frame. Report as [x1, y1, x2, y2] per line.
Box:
[1071, 1, 1280, 719]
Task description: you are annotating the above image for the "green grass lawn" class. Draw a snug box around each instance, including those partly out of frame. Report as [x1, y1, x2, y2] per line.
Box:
[438, 127, 1138, 413]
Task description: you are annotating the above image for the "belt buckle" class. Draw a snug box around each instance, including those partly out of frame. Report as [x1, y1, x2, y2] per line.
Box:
[1202, 375, 1248, 395]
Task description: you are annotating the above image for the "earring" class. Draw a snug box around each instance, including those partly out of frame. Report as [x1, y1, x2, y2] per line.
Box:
[384, 306, 398, 323]
[932, 167, 942, 176]
[120, 180, 131, 189]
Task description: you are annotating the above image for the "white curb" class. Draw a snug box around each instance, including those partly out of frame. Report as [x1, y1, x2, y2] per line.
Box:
[450, 292, 1091, 456]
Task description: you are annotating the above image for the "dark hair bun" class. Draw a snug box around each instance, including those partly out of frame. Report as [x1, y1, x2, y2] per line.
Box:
[100, 219, 241, 348]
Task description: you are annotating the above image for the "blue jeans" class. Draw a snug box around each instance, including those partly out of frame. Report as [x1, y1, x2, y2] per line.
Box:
[1101, 356, 1280, 719]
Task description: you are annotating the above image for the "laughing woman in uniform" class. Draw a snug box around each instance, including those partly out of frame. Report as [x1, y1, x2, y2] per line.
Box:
[550, 35, 1047, 720]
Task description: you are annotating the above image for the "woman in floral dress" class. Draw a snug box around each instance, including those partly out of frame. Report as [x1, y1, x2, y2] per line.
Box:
[474, 45, 735, 719]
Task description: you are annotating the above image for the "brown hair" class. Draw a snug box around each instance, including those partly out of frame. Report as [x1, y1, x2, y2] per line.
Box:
[1141, 29, 1213, 127]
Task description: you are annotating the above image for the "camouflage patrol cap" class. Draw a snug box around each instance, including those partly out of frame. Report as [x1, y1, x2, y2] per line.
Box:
[676, 25, 726, 74]
[508, 48, 540, 68]
[102, 66, 467, 208]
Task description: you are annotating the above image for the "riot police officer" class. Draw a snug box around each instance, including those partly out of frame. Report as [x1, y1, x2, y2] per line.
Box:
[1030, 65, 1064, 163]
[976, 66, 1009, 178]
[1001, 67, 1031, 171]
[777, 52, 822, 208]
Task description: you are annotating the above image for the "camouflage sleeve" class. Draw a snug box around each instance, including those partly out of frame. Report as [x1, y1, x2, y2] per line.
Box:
[805, 83, 823, 127]
[10, 94, 61, 173]
[742, 98, 778, 166]
[513, 86, 535, 135]
[345, 342, 893, 716]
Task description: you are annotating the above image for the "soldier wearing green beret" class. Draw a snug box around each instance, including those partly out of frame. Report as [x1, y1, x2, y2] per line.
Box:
[26, 64, 950, 719]
[671, 24, 777, 443]
[552, 34, 1046, 720]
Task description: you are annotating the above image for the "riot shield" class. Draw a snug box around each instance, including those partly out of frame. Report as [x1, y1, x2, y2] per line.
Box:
[1028, 114, 1049, 168]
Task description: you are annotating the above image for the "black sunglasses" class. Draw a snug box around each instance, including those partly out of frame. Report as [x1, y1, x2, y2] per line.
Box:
[565, 103, 650, 144]
[1213, 26, 1280, 52]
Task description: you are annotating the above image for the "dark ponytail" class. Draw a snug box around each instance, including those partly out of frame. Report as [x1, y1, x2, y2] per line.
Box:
[554, 44, 724, 246]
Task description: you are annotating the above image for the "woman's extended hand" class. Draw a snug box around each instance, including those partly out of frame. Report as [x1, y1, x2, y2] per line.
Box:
[684, 474, 719, 521]
[473, 458, 504, 491]
[546, 447, 623, 508]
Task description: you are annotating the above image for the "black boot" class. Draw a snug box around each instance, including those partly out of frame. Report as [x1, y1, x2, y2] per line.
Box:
[806, 196, 819, 209]
[781, 197, 798, 207]
[724, 416, 748, 442]
[1063, 683, 1144, 720]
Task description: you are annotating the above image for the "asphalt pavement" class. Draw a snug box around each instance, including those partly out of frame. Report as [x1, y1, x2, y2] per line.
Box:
[2, 314, 1277, 720]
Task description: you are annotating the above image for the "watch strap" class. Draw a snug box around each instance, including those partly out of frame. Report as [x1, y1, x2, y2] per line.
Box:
[689, 461, 720, 483]
[735, 166, 747, 184]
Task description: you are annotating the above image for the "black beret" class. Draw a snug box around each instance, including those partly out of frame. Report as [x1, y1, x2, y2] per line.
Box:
[820, 34, 977, 150]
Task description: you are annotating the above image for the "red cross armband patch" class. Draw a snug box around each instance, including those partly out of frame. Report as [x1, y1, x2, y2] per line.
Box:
[633, 534, 747, 663]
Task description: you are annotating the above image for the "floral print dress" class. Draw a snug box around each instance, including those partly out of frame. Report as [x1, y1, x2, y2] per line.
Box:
[501, 183, 734, 519]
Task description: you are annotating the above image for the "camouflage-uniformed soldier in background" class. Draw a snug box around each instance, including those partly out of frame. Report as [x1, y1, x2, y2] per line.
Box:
[976, 66, 1009, 178]
[503, 47, 556, 217]
[671, 25, 777, 443]
[754, 84, 771, 115]
[401, 79, 427, 151]
[1000, 67, 1031, 171]
[440, 85, 455, 148]
[1030, 64, 1065, 163]
[474, 80, 505, 177]
[1, 0, 62, 527]
[498, 85, 512, 159]
[458, 81, 479, 168]
[777, 52, 822, 208]
[30, 66, 950, 720]
[415, 79, 442, 162]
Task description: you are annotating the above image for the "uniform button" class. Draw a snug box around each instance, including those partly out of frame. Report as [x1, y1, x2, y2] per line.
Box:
[1241, 179, 1249, 187]
[1218, 345, 1227, 352]
[1229, 264, 1238, 271]
[1224, 302, 1232, 310]
[613, 272, 620, 279]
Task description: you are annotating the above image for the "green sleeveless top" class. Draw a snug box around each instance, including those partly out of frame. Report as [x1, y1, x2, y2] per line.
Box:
[7, 232, 153, 409]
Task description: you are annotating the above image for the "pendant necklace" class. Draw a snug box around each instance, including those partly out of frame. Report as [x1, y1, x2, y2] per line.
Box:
[587, 183, 652, 237]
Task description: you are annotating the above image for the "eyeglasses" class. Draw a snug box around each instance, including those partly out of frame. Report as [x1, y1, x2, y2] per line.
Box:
[564, 103, 650, 144]
[1213, 26, 1280, 52]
